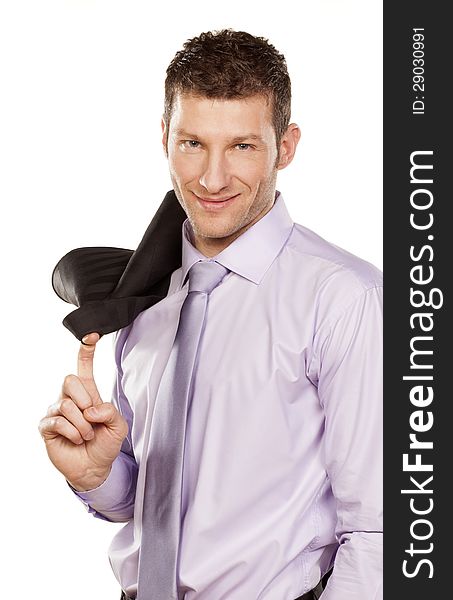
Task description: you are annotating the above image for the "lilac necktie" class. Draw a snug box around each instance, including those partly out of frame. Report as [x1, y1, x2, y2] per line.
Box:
[137, 259, 230, 600]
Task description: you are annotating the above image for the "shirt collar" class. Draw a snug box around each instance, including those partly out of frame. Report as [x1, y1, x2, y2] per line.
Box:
[180, 191, 294, 288]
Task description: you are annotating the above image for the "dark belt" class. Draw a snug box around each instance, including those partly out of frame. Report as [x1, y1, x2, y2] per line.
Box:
[121, 570, 332, 600]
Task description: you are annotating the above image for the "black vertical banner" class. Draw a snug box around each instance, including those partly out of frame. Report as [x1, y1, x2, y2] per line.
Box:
[384, 2, 450, 598]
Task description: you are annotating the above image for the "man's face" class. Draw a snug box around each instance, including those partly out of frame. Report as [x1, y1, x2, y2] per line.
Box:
[163, 93, 285, 256]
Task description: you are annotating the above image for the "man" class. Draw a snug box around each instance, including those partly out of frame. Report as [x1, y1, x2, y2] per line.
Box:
[39, 29, 383, 599]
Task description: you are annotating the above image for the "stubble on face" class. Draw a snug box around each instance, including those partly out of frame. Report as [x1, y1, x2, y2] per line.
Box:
[165, 93, 280, 257]
[169, 168, 278, 249]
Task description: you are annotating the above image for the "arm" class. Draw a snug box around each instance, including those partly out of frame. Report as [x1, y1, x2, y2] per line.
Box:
[317, 285, 383, 600]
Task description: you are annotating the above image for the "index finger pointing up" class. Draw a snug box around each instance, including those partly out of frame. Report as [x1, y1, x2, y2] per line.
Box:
[77, 332, 102, 405]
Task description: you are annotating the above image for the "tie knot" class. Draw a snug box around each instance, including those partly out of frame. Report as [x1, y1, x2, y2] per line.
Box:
[187, 260, 229, 295]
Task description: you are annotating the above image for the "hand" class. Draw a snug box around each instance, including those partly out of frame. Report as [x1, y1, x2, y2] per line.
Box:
[39, 332, 128, 491]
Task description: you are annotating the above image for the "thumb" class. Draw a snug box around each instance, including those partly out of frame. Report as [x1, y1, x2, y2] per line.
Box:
[84, 404, 128, 438]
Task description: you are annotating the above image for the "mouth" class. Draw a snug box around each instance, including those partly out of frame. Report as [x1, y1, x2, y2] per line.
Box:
[193, 193, 240, 210]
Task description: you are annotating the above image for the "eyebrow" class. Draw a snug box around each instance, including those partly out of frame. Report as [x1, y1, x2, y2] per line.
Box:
[173, 129, 266, 144]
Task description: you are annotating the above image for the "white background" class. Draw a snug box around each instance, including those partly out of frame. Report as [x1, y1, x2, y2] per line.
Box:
[0, 1, 382, 598]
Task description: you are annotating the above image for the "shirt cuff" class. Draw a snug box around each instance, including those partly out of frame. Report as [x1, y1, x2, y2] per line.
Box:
[67, 452, 137, 522]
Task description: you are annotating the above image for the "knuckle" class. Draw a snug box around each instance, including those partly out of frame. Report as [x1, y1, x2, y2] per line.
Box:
[37, 418, 47, 436]
[103, 402, 114, 415]
[63, 374, 78, 389]
[52, 415, 67, 432]
[46, 402, 57, 416]
[60, 397, 75, 413]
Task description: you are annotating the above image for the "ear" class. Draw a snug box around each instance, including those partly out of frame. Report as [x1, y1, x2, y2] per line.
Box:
[276, 123, 301, 170]
[161, 117, 168, 157]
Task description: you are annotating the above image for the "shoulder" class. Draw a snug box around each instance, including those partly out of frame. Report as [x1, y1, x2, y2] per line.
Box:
[281, 222, 382, 327]
[288, 222, 382, 288]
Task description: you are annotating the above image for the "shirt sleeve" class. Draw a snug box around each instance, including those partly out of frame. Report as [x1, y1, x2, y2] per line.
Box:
[316, 285, 383, 600]
[70, 327, 138, 523]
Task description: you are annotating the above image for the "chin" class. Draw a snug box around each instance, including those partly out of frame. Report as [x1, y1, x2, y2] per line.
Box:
[194, 226, 233, 240]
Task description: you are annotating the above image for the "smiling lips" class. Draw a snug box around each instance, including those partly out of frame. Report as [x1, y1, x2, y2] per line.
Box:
[194, 193, 239, 209]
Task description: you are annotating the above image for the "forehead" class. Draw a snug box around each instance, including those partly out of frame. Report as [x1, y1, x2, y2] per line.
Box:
[169, 92, 274, 140]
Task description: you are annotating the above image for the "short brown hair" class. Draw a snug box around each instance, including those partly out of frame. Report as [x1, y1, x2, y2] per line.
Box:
[164, 29, 291, 148]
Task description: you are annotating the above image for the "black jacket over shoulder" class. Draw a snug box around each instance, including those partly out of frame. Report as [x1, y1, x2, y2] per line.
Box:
[51, 190, 186, 341]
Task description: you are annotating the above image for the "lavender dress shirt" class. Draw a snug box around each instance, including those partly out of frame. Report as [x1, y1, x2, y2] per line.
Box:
[74, 191, 383, 599]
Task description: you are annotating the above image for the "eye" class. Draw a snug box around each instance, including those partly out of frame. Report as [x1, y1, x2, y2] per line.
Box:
[236, 143, 252, 151]
[181, 140, 201, 150]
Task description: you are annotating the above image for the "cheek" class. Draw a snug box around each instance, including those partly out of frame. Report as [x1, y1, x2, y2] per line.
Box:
[231, 154, 274, 184]
[169, 153, 201, 183]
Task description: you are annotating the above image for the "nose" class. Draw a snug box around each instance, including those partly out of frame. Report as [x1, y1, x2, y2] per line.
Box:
[198, 151, 231, 194]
